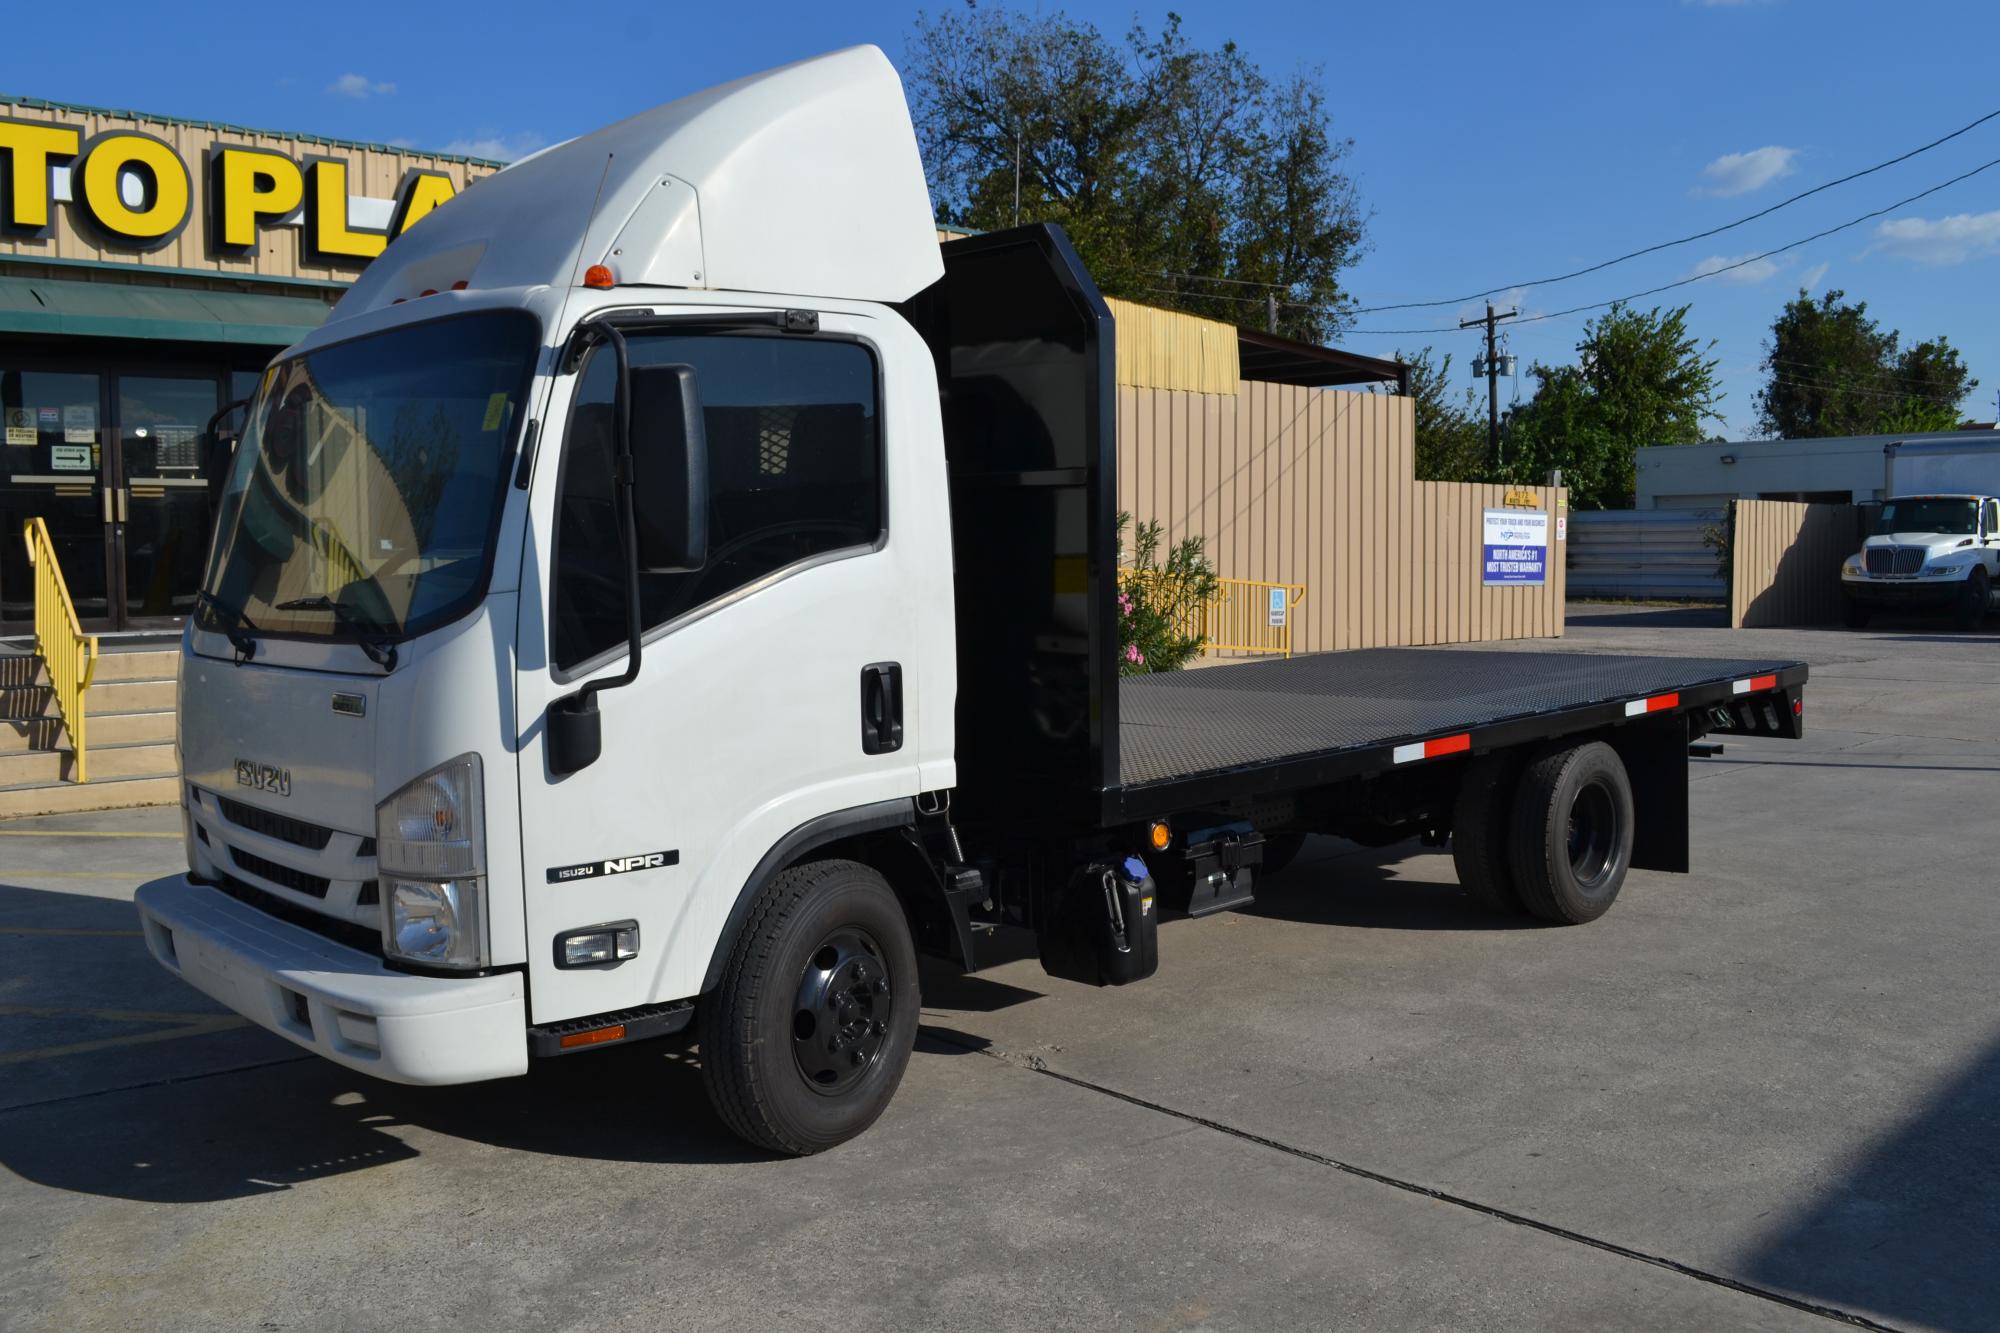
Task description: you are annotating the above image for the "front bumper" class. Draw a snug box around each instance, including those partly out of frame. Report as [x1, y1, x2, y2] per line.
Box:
[135, 876, 527, 1085]
[1841, 576, 1962, 608]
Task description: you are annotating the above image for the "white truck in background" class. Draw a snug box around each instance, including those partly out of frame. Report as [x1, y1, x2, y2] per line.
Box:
[1841, 437, 2000, 629]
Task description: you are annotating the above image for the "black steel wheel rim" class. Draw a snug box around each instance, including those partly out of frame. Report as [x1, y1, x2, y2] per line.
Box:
[791, 927, 892, 1096]
[1567, 780, 1618, 890]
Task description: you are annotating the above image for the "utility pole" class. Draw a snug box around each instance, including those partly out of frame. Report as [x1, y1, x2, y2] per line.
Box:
[1013, 127, 1022, 228]
[1266, 291, 1279, 334]
[1461, 302, 1518, 470]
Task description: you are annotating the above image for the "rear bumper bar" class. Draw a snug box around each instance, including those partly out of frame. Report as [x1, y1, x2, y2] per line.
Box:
[135, 876, 527, 1085]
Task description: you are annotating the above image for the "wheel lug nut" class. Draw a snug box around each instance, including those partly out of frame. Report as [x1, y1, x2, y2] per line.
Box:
[829, 1038, 842, 1052]
[873, 980, 889, 995]
[871, 1020, 886, 1035]
[850, 1050, 866, 1067]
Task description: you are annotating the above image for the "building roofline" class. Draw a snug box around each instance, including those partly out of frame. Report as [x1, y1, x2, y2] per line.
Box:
[0, 93, 509, 168]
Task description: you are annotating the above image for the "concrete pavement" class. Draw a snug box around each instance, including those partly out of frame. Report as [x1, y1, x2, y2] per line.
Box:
[1, 610, 1994, 1331]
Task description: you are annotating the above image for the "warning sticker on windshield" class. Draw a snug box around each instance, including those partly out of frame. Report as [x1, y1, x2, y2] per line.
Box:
[482, 393, 507, 431]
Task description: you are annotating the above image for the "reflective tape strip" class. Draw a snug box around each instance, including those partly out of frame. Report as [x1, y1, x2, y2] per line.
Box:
[1392, 733, 1471, 764]
[1731, 674, 1779, 695]
[1623, 692, 1681, 717]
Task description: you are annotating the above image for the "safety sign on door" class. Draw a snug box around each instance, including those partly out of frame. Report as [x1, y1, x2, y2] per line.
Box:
[1482, 508, 1549, 585]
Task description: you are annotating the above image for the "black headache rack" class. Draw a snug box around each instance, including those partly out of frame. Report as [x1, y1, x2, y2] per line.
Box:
[901, 224, 1806, 840]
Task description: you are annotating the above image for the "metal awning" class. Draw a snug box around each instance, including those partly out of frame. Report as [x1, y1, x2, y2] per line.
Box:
[1237, 327, 1408, 393]
[0, 274, 335, 347]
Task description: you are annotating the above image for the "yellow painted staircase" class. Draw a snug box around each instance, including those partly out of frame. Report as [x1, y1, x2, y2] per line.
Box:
[0, 646, 179, 816]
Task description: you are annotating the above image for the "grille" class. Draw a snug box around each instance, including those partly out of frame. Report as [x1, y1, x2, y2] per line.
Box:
[218, 794, 333, 851]
[213, 874, 383, 957]
[228, 844, 332, 898]
[1865, 547, 1924, 575]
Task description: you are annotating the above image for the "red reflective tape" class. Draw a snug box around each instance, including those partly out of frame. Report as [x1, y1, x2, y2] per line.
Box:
[1647, 692, 1680, 712]
[1424, 733, 1472, 759]
[1750, 674, 1777, 691]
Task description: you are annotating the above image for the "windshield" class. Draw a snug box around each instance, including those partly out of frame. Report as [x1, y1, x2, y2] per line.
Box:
[1875, 498, 1978, 537]
[200, 310, 539, 643]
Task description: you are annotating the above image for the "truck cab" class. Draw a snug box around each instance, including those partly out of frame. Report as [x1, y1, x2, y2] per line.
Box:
[1841, 493, 2000, 629]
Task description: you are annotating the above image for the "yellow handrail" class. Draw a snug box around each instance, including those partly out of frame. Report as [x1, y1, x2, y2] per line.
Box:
[23, 518, 99, 782]
[1120, 569, 1308, 658]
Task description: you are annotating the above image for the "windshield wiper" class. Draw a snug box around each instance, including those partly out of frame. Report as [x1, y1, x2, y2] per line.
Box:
[275, 596, 400, 672]
[195, 590, 259, 663]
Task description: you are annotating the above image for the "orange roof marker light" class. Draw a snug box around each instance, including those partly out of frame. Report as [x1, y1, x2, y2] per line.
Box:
[583, 264, 616, 289]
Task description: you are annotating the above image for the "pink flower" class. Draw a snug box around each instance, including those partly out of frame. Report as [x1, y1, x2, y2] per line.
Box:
[1125, 644, 1141, 663]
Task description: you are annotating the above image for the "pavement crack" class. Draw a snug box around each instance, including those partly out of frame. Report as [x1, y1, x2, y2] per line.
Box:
[0, 1053, 317, 1115]
[921, 1024, 1904, 1333]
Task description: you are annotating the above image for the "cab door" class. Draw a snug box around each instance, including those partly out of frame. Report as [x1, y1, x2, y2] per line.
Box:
[513, 312, 950, 1023]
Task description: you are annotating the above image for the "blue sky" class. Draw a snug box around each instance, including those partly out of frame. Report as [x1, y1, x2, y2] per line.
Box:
[8, 0, 1999, 436]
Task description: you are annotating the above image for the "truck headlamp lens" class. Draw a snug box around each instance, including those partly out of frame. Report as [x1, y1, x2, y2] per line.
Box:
[378, 755, 488, 969]
[385, 877, 485, 968]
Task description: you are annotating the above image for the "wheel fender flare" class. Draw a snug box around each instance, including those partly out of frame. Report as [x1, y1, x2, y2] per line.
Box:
[699, 798, 916, 995]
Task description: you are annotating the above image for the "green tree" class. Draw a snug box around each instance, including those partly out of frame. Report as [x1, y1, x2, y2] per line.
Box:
[1398, 346, 1488, 483]
[908, 6, 1366, 342]
[1754, 289, 1977, 437]
[1506, 303, 1722, 510]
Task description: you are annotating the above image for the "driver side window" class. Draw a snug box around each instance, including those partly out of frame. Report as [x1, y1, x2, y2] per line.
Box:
[551, 331, 883, 673]
[1986, 500, 1999, 540]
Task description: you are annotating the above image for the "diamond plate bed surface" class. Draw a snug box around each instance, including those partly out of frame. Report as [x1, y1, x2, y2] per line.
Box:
[1116, 648, 1795, 789]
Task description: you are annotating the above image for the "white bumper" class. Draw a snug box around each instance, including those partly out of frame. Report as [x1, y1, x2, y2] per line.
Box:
[135, 876, 527, 1085]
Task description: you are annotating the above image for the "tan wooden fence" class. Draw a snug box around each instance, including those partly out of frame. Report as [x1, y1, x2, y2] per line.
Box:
[1730, 500, 1857, 628]
[1117, 381, 1567, 655]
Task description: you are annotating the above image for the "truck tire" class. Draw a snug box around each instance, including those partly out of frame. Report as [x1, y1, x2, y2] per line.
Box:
[1507, 741, 1634, 925]
[1954, 568, 1990, 631]
[1261, 831, 1307, 878]
[698, 858, 920, 1155]
[1841, 598, 1872, 629]
[1451, 755, 1525, 914]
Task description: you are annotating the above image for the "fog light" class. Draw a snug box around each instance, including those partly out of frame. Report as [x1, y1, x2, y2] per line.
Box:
[557, 920, 640, 969]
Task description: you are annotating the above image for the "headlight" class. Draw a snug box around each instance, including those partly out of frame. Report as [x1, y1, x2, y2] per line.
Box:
[1841, 556, 1864, 576]
[1923, 560, 1970, 577]
[377, 754, 488, 969]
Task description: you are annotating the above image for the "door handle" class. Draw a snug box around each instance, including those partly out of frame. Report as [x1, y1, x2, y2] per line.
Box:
[115, 487, 129, 522]
[860, 662, 903, 755]
[101, 488, 114, 523]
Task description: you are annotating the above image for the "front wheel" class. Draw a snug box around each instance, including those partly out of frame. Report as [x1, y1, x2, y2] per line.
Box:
[699, 858, 920, 1155]
[1507, 741, 1635, 925]
[1953, 568, 1990, 631]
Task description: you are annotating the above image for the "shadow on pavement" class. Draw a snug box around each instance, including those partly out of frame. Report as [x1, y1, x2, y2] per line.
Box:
[1249, 841, 1548, 933]
[1565, 606, 1729, 629]
[0, 1037, 775, 1204]
[1742, 1031, 2000, 1332]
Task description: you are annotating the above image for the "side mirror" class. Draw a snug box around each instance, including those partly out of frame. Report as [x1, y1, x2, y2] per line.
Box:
[627, 363, 708, 572]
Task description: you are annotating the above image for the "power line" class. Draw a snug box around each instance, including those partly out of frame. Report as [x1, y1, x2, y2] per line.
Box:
[1350, 106, 2000, 314]
[1347, 153, 2000, 336]
[1768, 374, 1966, 403]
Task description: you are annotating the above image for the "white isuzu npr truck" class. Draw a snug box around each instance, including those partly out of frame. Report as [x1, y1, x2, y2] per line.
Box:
[1840, 437, 2000, 629]
[136, 47, 1808, 1154]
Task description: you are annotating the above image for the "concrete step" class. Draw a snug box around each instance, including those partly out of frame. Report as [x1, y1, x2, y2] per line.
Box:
[0, 741, 176, 787]
[87, 679, 175, 713]
[0, 773, 180, 818]
[0, 710, 175, 753]
[0, 685, 52, 721]
[92, 649, 179, 683]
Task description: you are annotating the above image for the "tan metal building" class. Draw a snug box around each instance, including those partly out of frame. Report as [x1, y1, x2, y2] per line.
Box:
[0, 95, 500, 633]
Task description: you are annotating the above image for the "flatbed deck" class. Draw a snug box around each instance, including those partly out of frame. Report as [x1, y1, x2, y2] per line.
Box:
[1109, 647, 1807, 820]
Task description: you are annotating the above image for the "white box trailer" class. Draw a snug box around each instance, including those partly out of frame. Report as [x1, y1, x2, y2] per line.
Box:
[134, 48, 1807, 1154]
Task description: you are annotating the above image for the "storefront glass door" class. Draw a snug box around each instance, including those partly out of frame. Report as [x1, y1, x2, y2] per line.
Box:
[114, 374, 222, 625]
[0, 367, 112, 629]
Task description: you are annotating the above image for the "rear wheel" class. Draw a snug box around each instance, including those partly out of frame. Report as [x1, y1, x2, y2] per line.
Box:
[1953, 568, 1990, 631]
[1452, 755, 1525, 913]
[699, 858, 920, 1155]
[1507, 741, 1634, 925]
[1841, 598, 1872, 629]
